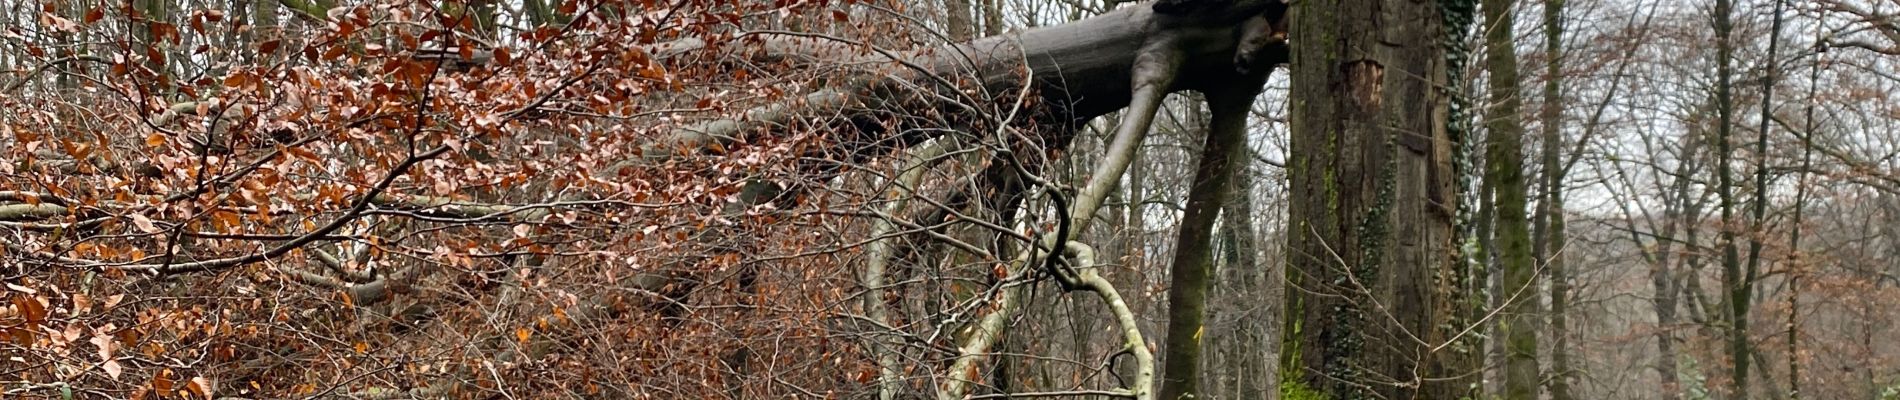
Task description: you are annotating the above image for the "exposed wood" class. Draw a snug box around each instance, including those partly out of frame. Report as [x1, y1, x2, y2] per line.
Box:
[1279, 0, 1467, 398]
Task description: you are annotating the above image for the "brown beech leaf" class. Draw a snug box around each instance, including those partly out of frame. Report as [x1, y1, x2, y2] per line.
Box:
[187, 376, 212, 399]
[129, 213, 161, 233]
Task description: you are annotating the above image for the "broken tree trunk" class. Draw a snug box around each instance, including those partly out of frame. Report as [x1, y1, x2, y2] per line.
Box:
[1280, 0, 1473, 399]
[4, 2, 1295, 398]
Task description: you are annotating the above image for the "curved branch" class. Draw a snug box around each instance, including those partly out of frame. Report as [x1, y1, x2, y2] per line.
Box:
[939, 24, 1187, 400]
[1066, 36, 1184, 232]
[1066, 241, 1155, 400]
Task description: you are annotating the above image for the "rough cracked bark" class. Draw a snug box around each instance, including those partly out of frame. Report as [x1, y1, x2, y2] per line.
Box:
[1279, 0, 1466, 399]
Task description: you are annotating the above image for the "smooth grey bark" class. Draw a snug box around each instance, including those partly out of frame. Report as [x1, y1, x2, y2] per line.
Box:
[931, 4, 1291, 399]
[946, 0, 976, 41]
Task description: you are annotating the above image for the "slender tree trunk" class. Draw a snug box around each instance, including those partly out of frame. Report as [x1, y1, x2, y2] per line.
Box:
[1479, 138, 1502, 399]
[1280, 1, 1467, 398]
[1648, 204, 1686, 400]
[1481, 0, 1541, 398]
[1221, 151, 1271, 400]
[1161, 84, 1262, 400]
[862, 140, 958, 400]
[254, 0, 279, 29]
[1537, 1, 1575, 399]
[56, 0, 82, 90]
[136, 0, 171, 91]
[1124, 126, 1149, 386]
[1785, 24, 1824, 400]
[1711, 0, 1750, 396]
[946, 0, 975, 41]
[1742, 1, 1787, 398]
[1658, 131, 1703, 400]
[980, 0, 1004, 36]
[525, 0, 548, 26]
[0, 3, 9, 77]
[1608, 114, 1703, 400]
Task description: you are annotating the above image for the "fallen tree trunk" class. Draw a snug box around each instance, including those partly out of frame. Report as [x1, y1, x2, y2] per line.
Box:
[630, 0, 1288, 167]
[5, 1, 1293, 397]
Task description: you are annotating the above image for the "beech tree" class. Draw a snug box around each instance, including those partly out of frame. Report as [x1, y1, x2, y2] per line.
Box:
[1277, 0, 1480, 399]
[8, 0, 1900, 399]
[1, 0, 1304, 398]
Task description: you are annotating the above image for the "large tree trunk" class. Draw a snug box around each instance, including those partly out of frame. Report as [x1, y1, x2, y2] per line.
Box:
[1278, 0, 1468, 399]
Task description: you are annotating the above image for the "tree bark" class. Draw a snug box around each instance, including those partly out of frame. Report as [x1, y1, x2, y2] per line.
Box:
[1630, 128, 1705, 400]
[980, 0, 1005, 36]
[1481, 0, 1541, 398]
[136, 0, 171, 90]
[1279, 0, 1466, 399]
[935, 5, 1295, 398]
[946, 0, 976, 41]
[1537, 1, 1575, 399]
[1160, 83, 1263, 400]
[862, 140, 960, 400]
[9, 3, 1305, 397]
[1712, 0, 1751, 396]
[1220, 144, 1272, 400]
[1744, 1, 1787, 398]
[1785, 23, 1823, 399]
